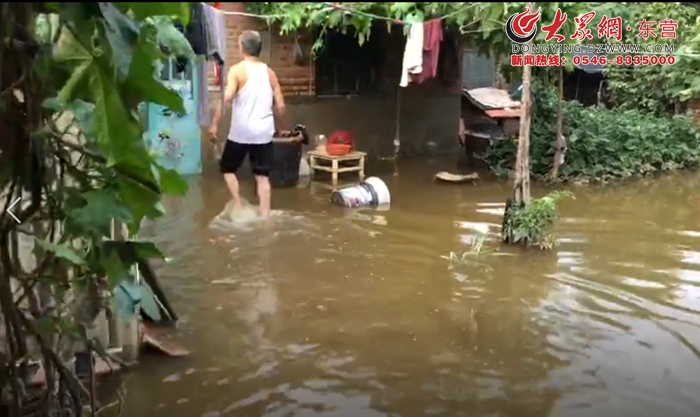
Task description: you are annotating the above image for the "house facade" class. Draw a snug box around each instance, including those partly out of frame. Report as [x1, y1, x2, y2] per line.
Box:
[207, 2, 464, 165]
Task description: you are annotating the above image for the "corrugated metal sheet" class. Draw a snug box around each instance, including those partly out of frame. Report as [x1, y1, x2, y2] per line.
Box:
[462, 50, 496, 89]
[462, 87, 521, 111]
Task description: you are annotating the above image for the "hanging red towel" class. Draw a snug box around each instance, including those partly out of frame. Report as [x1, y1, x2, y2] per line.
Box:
[413, 19, 443, 84]
[214, 63, 221, 85]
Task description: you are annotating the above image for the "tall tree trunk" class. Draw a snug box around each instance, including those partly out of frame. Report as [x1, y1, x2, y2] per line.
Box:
[550, 65, 565, 181]
[513, 3, 535, 205]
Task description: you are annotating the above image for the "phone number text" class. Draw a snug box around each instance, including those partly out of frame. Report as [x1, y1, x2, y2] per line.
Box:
[509, 54, 676, 67]
[573, 54, 676, 66]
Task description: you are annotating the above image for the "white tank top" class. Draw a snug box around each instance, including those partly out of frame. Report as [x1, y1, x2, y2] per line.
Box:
[227, 61, 275, 145]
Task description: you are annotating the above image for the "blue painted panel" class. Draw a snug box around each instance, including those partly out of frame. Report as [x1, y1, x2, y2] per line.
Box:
[146, 59, 202, 176]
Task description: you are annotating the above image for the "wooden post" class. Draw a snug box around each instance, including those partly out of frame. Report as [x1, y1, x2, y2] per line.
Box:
[331, 159, 339, 188]
[513, 1, 536, 205]
[359, 155, 365, 182]
[551, 65, 565, 181]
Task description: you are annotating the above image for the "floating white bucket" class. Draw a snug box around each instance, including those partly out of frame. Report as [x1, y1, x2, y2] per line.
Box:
[331, 176, 391, 208]
[299, 156, 311, 177]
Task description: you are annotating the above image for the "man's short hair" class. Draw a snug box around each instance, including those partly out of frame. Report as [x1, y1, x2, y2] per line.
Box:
[240, 30, 262, 57]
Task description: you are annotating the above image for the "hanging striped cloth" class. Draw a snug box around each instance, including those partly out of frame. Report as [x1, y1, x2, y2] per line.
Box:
[213, 2, 223, 86]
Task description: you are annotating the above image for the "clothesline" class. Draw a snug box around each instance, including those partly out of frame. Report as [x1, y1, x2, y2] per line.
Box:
[202, 2, 476, 26]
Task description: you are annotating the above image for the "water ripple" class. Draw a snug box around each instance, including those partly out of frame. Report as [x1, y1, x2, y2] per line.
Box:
[123, 171, 700, 417]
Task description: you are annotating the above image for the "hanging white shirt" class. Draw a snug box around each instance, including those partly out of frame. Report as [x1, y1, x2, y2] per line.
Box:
[400, 23, 424, 88]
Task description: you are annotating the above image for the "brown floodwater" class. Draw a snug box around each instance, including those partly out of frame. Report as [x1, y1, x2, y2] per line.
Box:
[121, 156, 700, 417]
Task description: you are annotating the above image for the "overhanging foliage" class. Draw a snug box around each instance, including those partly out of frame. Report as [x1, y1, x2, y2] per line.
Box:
[249, 2, 700, 108]
[247, 2, 589, 68]
[1, 2, 195, 415]
[599, 2, 700, 114]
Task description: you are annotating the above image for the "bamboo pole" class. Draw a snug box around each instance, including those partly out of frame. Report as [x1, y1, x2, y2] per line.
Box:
[513, 2, 535, 205]
[550, 65, 565, 180]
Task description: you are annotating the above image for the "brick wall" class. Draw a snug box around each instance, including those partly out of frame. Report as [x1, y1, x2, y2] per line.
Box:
[207, 3, 315, 96]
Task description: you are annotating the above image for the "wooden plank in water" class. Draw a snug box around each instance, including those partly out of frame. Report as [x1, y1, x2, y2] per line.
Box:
[434, 171, 480, 183]
[141, 322, 190, 357]
[138, 259, 179, 323]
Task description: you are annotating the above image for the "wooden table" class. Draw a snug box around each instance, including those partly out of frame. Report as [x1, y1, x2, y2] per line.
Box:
[308, 150, 367, 188]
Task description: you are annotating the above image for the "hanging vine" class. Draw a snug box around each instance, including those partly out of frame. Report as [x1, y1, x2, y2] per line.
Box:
[247, 2, 589, 65]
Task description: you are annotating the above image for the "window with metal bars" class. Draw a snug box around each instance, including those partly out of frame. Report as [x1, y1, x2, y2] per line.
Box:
[314, 28, 381, 96]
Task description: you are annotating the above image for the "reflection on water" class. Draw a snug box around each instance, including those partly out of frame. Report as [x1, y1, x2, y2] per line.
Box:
[125, 158, 700, 417]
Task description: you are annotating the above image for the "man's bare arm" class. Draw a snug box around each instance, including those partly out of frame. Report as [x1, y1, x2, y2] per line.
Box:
[268, 68, 286, 118]
[210, 66, 239, 131]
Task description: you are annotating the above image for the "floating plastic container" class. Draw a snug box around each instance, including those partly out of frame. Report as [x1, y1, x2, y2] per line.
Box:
[299, 156, 311, 177]
[331, 176, 391, 208]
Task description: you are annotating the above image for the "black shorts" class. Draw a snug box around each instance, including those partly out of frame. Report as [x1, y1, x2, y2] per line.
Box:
[219, 140, 273, 177]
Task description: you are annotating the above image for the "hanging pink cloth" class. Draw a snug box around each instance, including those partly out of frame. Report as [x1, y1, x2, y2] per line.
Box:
[413, 19, 443, 84]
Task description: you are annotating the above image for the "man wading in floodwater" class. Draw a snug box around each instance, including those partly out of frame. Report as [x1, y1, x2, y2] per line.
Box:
[209, 30, 286, 218]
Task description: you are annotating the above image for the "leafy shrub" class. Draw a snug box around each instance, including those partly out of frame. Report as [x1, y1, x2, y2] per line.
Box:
[599, 2, 700, 115]
[481, 81, 700, 182]
[503, 191, 573, 250]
